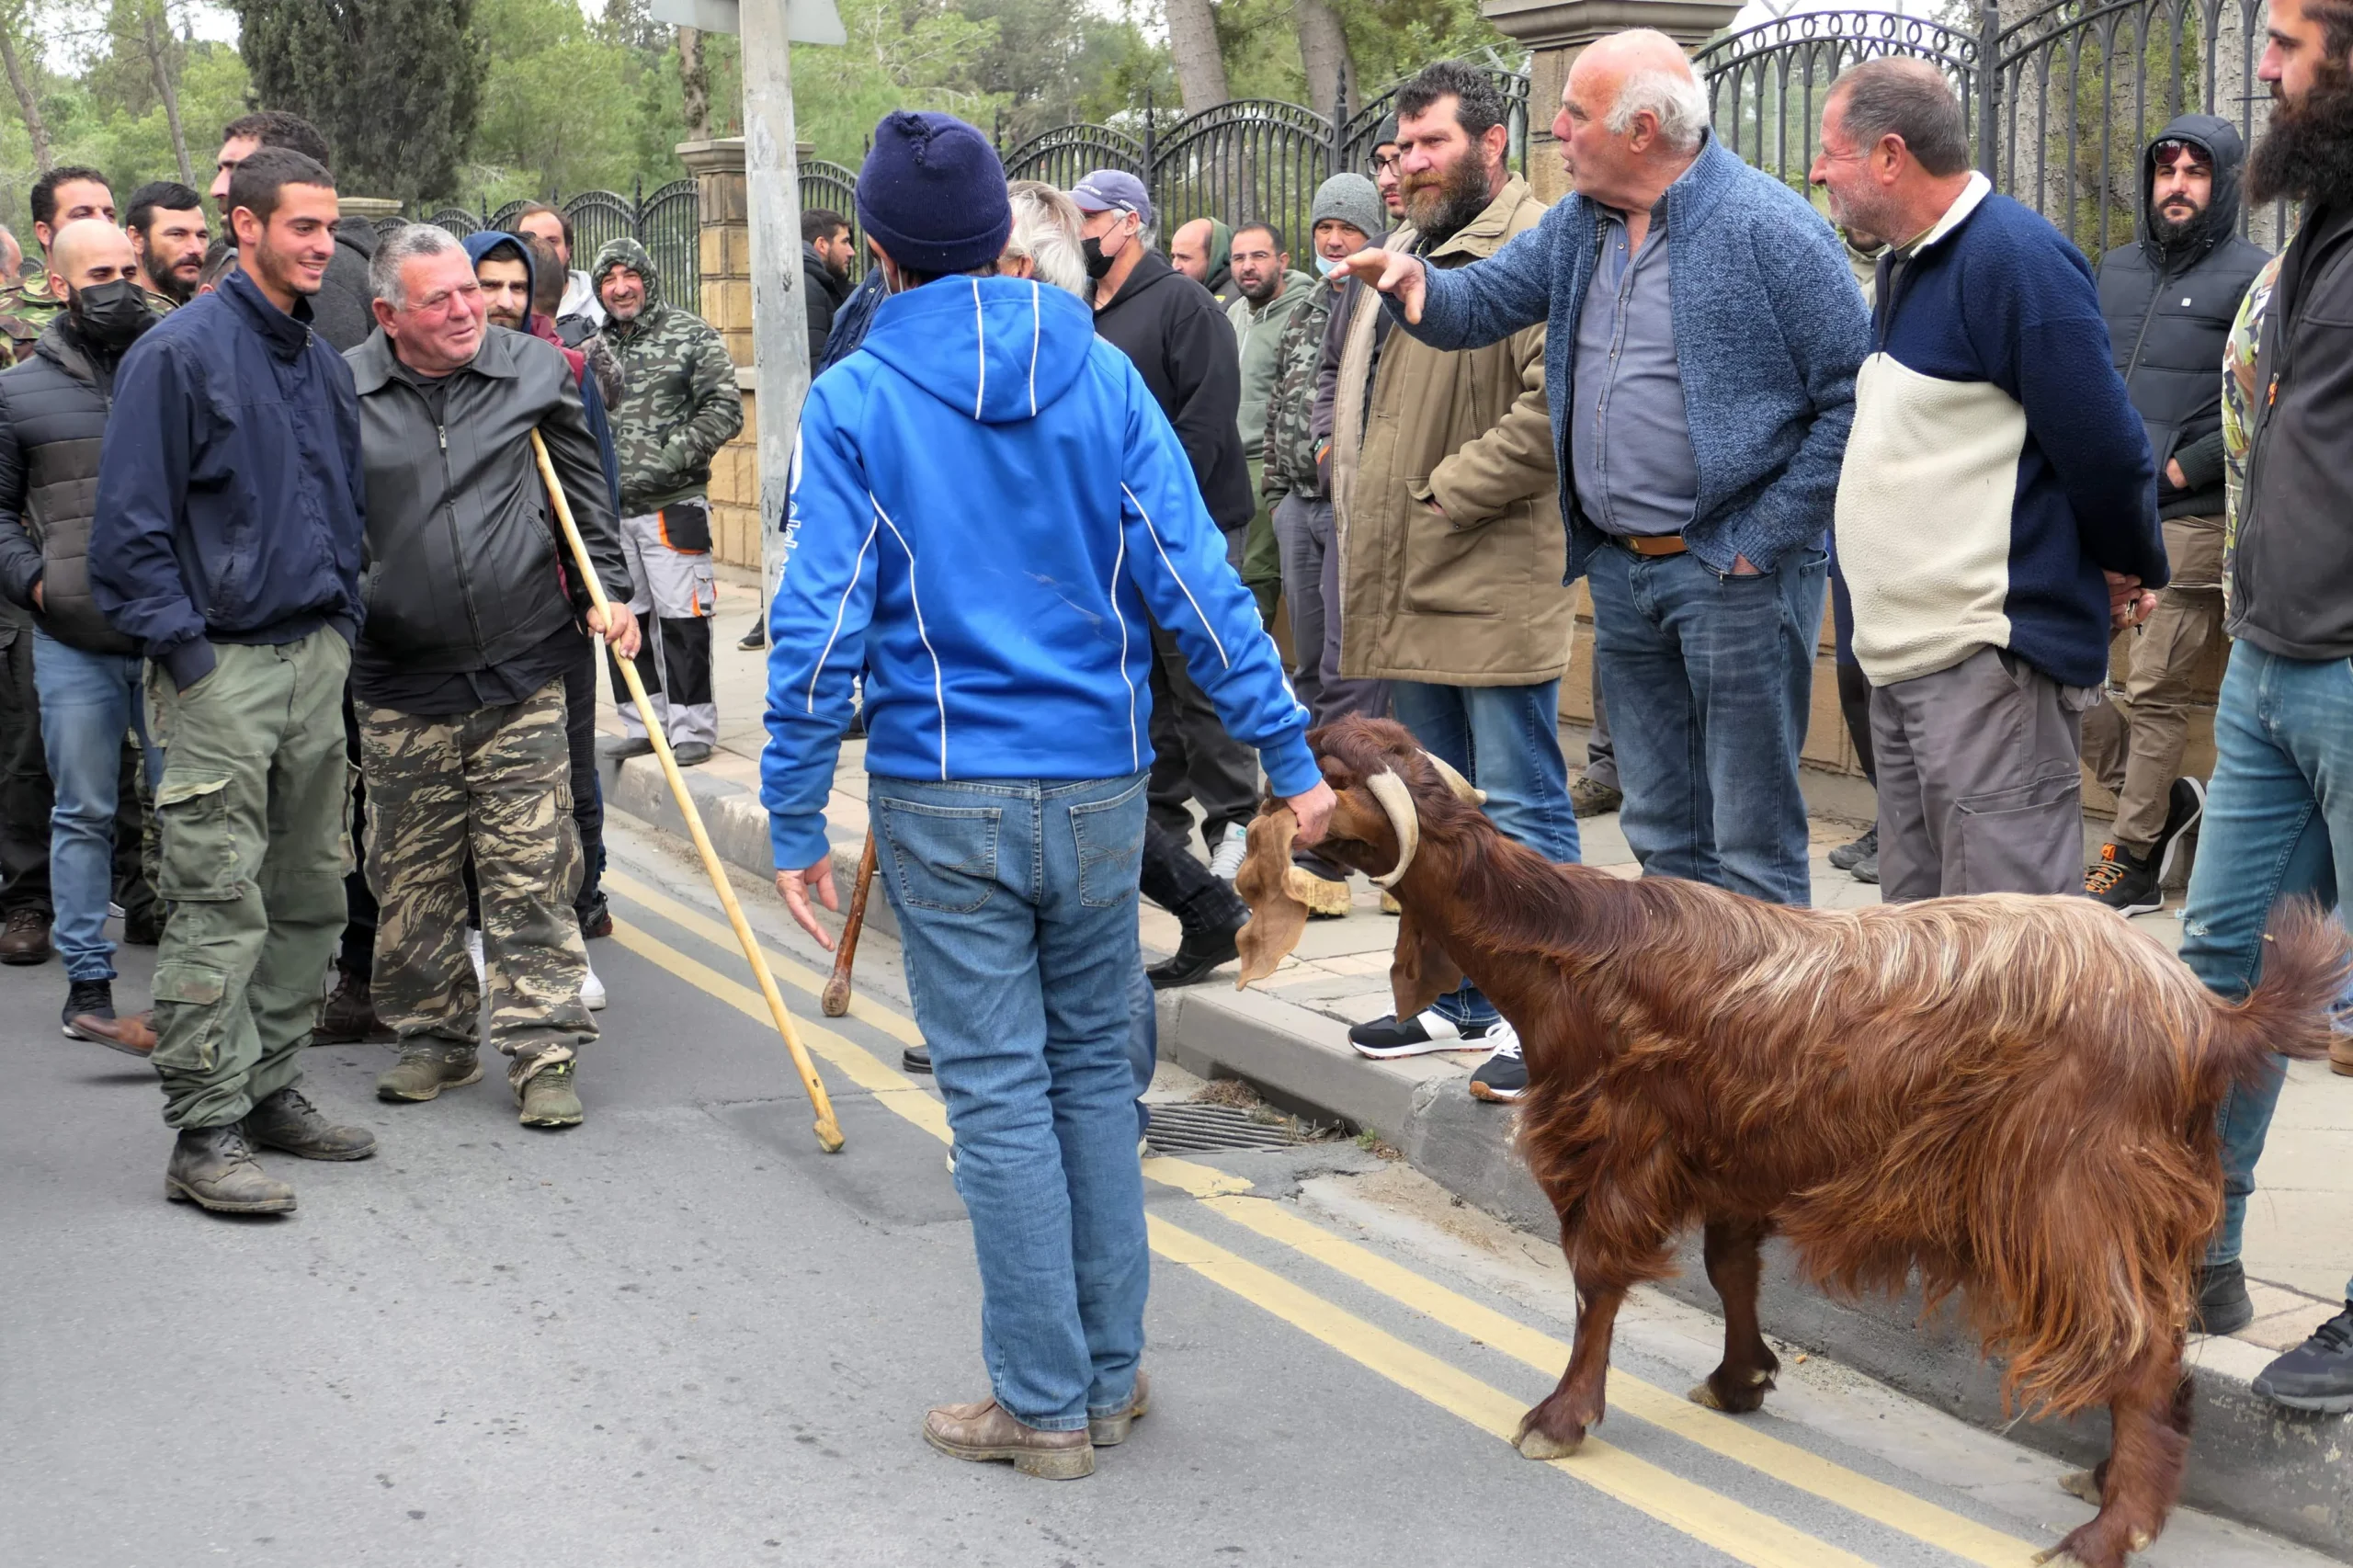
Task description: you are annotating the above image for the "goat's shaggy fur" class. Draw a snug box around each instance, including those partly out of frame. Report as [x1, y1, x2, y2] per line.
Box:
[1238, 718, 2347, 1568]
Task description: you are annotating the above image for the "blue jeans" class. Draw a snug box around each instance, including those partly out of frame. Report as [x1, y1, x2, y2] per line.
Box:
[1390, 679, 1579, 1028]
[872, 771, 1151, 1430]
[32, 631, 161, 983]
[1583, 542, 1827, 906]
[2179, 642, 2353, 1299]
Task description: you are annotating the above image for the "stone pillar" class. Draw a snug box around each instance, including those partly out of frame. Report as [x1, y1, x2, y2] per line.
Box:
[678, 138, 762, 569]
[1483, 0, 1745, 202]
[336, 196, 403, 224]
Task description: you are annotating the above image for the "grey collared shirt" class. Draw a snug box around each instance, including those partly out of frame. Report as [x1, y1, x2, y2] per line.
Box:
[1570, 207, 1699, 538]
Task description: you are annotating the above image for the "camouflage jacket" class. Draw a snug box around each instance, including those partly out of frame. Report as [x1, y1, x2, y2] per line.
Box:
[588, 236, 744, 516]
[0, 275, 64, 367]
[1260, 283, 1336, 504]
[2220, 251, 2283, 612]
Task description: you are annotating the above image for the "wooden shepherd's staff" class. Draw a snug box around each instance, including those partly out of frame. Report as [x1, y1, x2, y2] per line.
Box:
[531, 431, 844, 1153]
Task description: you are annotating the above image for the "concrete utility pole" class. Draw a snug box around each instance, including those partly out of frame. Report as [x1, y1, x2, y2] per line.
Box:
[741, 0, 811, 626]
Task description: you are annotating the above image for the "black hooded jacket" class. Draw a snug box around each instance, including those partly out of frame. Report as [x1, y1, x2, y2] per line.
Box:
[2095, 112, 2273, 523]
[1090, 248, 1252, 530]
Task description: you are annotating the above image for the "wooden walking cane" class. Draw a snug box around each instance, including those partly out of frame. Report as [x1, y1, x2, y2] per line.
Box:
[820, 830, 879, 1017]
[530, 431, 845, 1153]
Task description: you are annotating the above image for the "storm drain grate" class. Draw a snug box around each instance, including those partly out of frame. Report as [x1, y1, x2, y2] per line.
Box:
[1144, 1102, 1309, 1153]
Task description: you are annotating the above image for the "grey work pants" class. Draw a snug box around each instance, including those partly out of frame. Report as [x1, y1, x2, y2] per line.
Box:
[1870, 644, 2093, 901]
[1270, 493, 1388, 731]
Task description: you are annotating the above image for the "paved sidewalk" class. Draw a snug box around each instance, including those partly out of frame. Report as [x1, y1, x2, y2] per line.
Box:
[620, 571, 2349, 1346]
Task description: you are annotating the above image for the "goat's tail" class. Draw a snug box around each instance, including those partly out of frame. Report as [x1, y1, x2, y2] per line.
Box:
[2199, 899, 2349, 1097]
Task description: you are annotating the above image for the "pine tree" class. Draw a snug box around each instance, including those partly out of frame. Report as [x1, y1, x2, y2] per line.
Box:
[233, 0, 487, 204]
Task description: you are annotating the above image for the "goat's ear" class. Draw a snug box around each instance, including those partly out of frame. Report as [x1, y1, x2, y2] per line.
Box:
[1390, 902, 1462, 1020]
[1234, 807, 1310, 988]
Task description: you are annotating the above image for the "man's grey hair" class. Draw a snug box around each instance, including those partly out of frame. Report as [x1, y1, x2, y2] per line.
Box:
[1831, 57, 1972, 178]
[1004, 179, 1088, 295]
[369, 222, 466, 308]
[1607, 66, 1711, 152]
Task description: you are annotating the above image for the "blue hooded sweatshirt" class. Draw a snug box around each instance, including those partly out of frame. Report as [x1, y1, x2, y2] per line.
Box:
[762, 275, 1316, 871]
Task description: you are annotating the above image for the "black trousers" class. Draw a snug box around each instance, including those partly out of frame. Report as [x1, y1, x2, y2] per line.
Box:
[339, 684, 379, 977]
[0, 625, 51, 916]
[1145, 618, 1259, 846]
[1140, 817, 1245, 936]
[564, 633, 604, 916]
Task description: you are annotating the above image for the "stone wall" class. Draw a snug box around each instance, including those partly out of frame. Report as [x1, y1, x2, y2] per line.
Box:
[678, 137, 772, 572]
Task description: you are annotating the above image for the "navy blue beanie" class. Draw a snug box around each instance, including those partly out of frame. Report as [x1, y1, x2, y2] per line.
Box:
[856, 111, 1013, 277]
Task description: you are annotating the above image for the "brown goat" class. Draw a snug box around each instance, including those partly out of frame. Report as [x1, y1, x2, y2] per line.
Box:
[1235, 717, 2347, 1568]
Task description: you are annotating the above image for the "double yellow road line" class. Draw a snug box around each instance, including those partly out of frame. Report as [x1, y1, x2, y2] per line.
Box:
[602, 867, 2043, 1568]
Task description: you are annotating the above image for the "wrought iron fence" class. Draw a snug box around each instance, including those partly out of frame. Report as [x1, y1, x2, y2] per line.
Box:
[1695, 0, 2289, 259]
[997, 62, 1532, 264]
[798, 158, 864, 278]
[411, 177, 701, 316]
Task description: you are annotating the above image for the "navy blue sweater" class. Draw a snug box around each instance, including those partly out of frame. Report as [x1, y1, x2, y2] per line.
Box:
[91, 269, 366, 689]
[1834, 177, 2165, 690]
[1402, 135, 1869, 580]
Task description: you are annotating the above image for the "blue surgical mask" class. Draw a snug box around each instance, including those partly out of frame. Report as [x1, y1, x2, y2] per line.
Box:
[1313, 254, 1339, 278]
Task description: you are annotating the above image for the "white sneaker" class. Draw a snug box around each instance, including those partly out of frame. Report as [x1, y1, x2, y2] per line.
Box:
[465, 927, 484, 986]
[1468, 1019, 1528, 1104]
[1208, 822, 1250, 881]
[581, 959, 607, 1011]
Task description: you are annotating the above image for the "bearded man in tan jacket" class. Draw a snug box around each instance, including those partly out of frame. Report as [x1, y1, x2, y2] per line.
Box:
[1330, 61, 1575, 1103]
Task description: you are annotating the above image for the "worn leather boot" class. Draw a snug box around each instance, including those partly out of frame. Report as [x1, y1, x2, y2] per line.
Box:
[314, 964, 392, 1044]
[513, 1054, 584, 1129]
[923, 1396, 1094, 1479]
[0, 906, 52, 964]
[1089, 1369, 1150, 1446]
[165, 1125, 296, 1213]
[242, 1085, 378, 1161]
[377, 1042, 483, 1102]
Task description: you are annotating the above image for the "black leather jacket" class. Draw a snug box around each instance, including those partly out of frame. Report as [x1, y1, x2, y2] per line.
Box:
[2096, 113, 2272, 522]
[345, 325, 631, 684]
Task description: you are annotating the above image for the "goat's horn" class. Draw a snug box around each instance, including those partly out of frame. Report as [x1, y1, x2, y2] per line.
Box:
[1363, 768, 1421, 888]
[1420, 750, 1486, 806]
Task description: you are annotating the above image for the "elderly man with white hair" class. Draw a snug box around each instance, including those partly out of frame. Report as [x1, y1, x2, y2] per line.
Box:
[1340, 29, 1869, 916]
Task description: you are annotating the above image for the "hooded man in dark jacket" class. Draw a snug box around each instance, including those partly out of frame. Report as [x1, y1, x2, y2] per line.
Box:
[0, 220, 166, 1053]
[801, 209, 855, 362]
[2081, 113, 2272, 915]
[1072, 170, 1262, 878]
[91, 147, 379, 1216]
[347, 223, 638, 1130]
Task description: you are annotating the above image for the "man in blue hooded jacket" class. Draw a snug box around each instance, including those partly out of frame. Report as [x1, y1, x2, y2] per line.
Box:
[763, 111, 1333, 1479]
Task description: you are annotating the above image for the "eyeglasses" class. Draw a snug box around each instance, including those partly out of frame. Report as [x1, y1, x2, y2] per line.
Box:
[1371, 153, 1402, 175]
[2152, 139, 2213, 172]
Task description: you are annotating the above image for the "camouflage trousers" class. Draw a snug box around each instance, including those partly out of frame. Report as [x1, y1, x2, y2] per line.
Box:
[359, 681, 592, 1075]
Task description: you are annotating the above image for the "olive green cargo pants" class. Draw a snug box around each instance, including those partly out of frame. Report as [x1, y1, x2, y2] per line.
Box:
[144, 631, 354, 1130]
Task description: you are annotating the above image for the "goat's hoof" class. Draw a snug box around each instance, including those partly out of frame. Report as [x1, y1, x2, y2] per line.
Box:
[1688, 1372, 1773, 1414]
[2056, 1469, 2102, 1506]
[2029, 1549, 2090, 1567]
[1515, 1426, 1585, 1460]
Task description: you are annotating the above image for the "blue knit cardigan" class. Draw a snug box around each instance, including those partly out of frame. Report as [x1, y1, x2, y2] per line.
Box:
[1405, 136, 1870, 581]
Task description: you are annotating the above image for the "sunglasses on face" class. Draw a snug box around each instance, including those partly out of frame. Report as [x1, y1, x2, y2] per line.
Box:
[2152, 140, 2213, 174]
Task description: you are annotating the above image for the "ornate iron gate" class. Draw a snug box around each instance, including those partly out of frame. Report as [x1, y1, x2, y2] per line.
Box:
[1694, 0, 2287, 258]
[797, 158, 865, 277]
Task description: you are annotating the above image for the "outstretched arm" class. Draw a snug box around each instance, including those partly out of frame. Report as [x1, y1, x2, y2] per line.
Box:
[1332, 216, 1555, 351]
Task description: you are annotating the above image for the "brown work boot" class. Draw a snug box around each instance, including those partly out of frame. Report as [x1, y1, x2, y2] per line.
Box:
[377, 1041, 483, 1102]
[242, 1085, 378, 1161]
[1089, 1369, 1150, 1446]
[513, 1054, 584, 1129]
[922, 1396, 1094, 1479]
[0, 906, 52, 964]
[62, 978, 155, 1056]
[165, 1125, 296, 1214]
[315, 963, 393, 1044]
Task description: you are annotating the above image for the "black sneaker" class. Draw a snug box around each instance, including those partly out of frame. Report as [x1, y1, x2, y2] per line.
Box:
[738, 617, 767, 652]
[2151, 776, 2205, 885]
[62, 978, 114, 1037]
[576, 892, 615, 940]
[1828, 825, 1877, 872]
[2192, 1257, 2254, 1336]
[903, 1044, 933, 1074]
[1467, 1021, 1527, 1103]
[1146, 927, 1240, 989]
[2253, 1301, 2353, 1414]
[1349, 1008, 1502, 1059]
[2085, 842, 2161, 915]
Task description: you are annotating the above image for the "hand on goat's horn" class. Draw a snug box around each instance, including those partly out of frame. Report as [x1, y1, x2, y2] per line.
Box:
[1233, 808, 1311, 988]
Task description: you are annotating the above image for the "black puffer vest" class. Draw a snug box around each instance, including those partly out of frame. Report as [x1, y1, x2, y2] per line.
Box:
[0, 320, 133, 653]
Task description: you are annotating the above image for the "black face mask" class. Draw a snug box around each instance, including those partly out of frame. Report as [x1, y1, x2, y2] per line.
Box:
[1081, 230, 1124, 281]
[69, 279, 157, 352]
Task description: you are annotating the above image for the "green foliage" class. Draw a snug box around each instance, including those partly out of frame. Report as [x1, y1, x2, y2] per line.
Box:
[1213, 0, 1508, 108]
[233, 0, 488, 203]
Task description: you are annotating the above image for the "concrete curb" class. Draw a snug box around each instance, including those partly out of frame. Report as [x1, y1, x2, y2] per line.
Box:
[603, 752, 2352, 1560]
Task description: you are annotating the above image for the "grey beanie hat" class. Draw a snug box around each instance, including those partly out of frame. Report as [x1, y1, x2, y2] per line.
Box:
[1310, 174, 1384, 244]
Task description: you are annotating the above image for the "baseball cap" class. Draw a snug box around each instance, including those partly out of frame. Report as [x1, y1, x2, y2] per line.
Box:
[1070, 169, 1154, 228]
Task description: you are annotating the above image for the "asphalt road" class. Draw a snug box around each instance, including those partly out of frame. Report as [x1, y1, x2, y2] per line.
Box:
[2, 816, 2332, 1568]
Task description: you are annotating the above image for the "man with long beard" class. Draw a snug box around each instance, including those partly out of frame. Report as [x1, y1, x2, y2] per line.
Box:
[1323, 60, 1576, 1102]
[2171, 0, 2353, 1412]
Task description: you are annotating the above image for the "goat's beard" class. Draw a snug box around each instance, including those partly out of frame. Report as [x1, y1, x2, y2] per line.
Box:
[2249, 59, 2353, 207]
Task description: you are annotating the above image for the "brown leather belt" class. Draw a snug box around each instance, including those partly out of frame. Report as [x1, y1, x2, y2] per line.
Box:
[1617, 533, 1688, 558]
